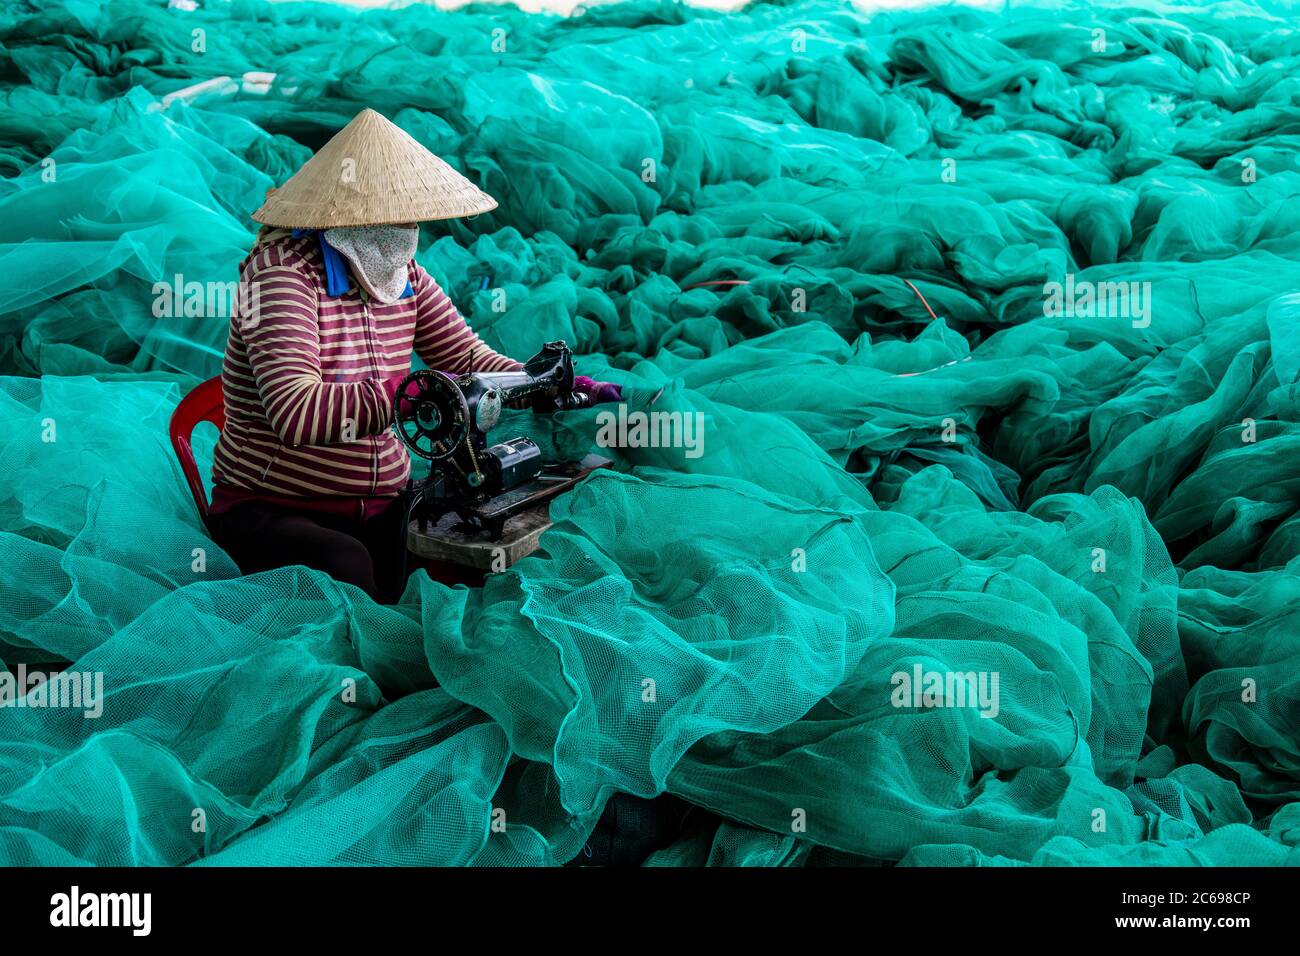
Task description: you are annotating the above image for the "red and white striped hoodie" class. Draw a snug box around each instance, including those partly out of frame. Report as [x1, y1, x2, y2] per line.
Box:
[212, 230, 519, 500]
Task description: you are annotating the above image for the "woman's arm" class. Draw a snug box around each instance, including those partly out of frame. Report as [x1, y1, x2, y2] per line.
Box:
[410, 263, 522, 374]
[241, 257, 392, 446]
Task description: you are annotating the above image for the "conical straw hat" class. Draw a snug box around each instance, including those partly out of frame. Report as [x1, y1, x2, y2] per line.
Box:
[251, 109, 498, 228]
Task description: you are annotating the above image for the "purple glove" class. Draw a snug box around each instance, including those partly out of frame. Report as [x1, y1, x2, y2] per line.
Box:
[386, 370, 465, 418]
[572, 375, 622, 408]
[379, 374, 416, 418]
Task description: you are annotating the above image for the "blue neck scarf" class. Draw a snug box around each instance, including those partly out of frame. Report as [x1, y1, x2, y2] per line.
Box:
[291, 229, 413, 300]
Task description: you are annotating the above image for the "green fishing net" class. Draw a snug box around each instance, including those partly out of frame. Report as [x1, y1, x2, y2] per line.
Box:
[2, 0, 1300, 866]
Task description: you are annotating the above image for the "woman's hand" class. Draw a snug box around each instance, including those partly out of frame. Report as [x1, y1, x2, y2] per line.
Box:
[383, 373, 416, 418]
[571, 375, 622, 408]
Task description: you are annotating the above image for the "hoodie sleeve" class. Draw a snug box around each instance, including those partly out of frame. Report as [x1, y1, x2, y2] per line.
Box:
[410, 263, 522, 374]
[239, 250, 392, 446]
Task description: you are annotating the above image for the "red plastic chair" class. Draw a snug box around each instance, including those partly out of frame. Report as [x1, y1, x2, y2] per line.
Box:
[169, 376, 225, 525]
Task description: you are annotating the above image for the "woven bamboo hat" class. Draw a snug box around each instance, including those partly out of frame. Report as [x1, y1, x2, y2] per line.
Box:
[251, 109, 497, 228]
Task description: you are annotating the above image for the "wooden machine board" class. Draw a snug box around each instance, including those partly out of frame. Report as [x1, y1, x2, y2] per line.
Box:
[406, 454, 612, 572]
[406, 503, 552, 571]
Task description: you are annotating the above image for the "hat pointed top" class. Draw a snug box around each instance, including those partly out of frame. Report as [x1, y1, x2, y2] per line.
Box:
[252, 108, 497, 229]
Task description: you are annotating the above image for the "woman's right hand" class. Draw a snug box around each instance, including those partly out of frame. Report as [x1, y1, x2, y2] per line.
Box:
[383, 373, 415, 418]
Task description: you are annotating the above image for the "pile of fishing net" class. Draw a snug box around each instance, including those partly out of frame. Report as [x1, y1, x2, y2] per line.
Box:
[2, 0, 1299, 865]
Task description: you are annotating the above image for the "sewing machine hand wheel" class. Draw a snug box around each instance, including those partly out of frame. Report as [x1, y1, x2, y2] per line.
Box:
[392, 369, 470, 461]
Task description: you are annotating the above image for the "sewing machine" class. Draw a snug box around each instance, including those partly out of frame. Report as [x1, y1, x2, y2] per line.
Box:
[392, 341, 610, 568]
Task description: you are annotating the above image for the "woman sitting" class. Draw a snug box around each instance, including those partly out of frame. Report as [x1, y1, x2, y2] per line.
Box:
[209, 109, 617, 602]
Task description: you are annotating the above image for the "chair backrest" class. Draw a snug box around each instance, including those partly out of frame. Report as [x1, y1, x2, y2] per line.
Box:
[169, 376, 225, 522]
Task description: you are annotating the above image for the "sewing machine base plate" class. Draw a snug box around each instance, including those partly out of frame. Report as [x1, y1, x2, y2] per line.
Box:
[407, 505, 553, 572]
[406, 454, 612, 572]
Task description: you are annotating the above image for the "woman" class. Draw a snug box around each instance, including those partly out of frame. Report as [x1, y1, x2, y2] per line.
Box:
[210, 109, 618, 602]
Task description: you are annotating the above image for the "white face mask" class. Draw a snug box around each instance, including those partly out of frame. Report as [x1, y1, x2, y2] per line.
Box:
[324, 224, 419, 304]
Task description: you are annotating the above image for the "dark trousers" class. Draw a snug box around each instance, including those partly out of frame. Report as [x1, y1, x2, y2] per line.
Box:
[209, 497, 409, 603]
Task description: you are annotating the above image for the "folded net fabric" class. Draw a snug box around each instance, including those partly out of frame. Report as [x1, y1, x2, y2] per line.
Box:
[1, 0, 1298, 865]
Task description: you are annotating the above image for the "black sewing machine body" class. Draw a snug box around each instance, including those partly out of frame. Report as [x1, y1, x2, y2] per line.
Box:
[393, 341, 607, 540]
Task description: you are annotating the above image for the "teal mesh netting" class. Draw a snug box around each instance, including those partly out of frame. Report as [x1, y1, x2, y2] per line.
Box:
[2, 0, 1300, 866]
